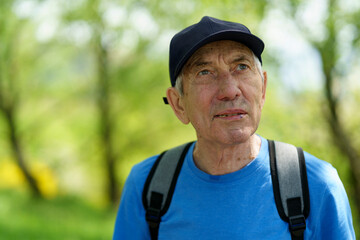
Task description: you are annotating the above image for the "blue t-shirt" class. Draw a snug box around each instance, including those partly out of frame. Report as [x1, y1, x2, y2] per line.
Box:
[113, 137, 355, 239]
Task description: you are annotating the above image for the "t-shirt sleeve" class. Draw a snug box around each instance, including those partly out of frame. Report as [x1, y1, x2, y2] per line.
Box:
[112, 157, 157, 240]
[310, 165, 356, 239]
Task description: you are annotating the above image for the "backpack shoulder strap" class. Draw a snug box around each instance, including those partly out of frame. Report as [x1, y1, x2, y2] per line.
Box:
[268, 140, 310, 240]
[142, 142, 194, 240]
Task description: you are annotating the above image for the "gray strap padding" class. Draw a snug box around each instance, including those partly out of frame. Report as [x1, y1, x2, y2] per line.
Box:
[274, 141, 304, 216]
[145, 143, 189, 210]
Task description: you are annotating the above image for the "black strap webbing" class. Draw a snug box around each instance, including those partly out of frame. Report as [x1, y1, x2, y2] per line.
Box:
[287, 197, 306, 240]
[146, 192, 163, 239]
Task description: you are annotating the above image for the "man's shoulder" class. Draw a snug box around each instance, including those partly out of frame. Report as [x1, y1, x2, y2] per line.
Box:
[127, 154, 159, 185]
[303, 151, 343, 190]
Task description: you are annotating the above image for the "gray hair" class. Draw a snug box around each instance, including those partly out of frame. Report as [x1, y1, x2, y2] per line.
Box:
[175, 52, 264, 96]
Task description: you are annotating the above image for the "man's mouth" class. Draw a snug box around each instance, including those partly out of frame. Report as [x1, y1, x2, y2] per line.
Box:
[215, 113, 245, 118]
[213, 109, 247, 119]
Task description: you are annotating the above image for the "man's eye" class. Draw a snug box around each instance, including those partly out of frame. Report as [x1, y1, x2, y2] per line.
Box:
[236, 64, 248, 71]
[198, 70, 210, 76]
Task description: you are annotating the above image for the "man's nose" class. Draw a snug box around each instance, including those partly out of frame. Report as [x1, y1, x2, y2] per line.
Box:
[216, 72, 242, 101]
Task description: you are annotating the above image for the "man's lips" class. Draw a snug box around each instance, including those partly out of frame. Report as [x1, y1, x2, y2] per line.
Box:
[213, 109, 247, 119]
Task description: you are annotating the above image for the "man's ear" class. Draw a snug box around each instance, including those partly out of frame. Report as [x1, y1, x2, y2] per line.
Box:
[166, 87, 190, 124]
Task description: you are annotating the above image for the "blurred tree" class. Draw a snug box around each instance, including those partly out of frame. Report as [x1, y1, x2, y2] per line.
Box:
[0, 1, 42, 197]
[90, 0, 119, 206]
[316, 0, 360, 221]
[271, 0, 360, 226]
[62, 0, 121, 204]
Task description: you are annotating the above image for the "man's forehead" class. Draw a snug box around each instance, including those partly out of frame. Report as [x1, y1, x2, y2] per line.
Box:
[184, 40, 253, 69]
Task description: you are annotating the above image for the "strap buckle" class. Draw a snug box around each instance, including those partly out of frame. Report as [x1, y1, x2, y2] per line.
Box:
[289, 214, 306, 237]
[146, 207, 161, 228]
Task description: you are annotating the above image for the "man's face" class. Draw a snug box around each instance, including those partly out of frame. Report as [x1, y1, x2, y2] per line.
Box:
[168, 40, 267, 146]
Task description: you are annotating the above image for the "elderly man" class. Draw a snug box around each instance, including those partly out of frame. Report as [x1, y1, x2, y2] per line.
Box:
[113, 16, 355, 240]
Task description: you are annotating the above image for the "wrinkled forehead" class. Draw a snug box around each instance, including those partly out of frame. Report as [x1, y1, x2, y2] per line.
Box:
[182, 40, 254, 73]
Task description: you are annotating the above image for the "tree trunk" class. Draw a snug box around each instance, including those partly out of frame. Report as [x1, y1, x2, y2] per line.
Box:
[323, 71, 360, 219]
[3, 105, 42, 197]
[0, 11, 42, 197]
[317, 0, 360, 221]
[95, 35, 119, 205]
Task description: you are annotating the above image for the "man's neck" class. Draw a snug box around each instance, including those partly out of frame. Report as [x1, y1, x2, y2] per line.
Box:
[192, 135, 262, 175]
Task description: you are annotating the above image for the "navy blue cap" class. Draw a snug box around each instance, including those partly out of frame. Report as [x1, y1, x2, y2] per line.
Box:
[169, 16, 265, 86]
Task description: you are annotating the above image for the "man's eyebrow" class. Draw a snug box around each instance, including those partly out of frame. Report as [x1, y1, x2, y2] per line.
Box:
[185, 58, 212, 70]
[232, 55, 251, 63]
[194, 61, 212, 67]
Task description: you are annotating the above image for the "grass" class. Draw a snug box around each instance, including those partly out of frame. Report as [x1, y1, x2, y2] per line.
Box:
[0, 190, 117, 240]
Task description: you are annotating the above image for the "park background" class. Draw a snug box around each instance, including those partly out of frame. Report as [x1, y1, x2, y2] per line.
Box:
[1, 0, 360, 239]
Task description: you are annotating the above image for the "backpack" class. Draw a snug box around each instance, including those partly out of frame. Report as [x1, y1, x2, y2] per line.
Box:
[142, 140, 310, 240]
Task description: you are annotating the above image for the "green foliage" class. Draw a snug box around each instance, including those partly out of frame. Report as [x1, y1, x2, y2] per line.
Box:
[0, 190, 116, 240]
